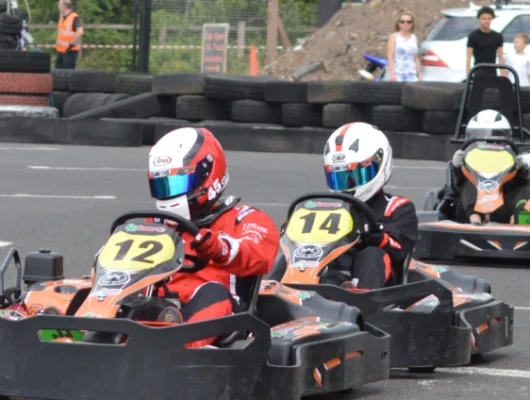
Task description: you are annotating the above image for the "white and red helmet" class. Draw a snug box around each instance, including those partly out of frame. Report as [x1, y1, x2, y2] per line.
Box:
[148, 127, 229, 220]
[323, 122, 393, 202]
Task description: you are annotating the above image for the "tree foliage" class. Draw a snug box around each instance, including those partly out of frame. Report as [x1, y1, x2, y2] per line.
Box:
[21, 0, 317, 73]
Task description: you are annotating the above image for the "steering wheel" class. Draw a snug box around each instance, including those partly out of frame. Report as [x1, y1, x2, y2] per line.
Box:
[460, 137, 519, 155]
[285, 192, 381, 235]
[109, 210, 209, 272]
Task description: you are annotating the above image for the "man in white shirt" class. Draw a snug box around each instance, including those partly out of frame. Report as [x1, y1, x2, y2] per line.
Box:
[505, 33, 530, 86]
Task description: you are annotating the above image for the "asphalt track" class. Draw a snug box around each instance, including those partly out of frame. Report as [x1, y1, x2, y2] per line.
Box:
[0, 144, 529, 399]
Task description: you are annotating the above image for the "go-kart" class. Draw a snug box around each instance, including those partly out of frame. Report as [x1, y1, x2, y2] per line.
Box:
[0, 211, 390, 400]
[267, 192, 514, 372]
[416, 63, 530, 267]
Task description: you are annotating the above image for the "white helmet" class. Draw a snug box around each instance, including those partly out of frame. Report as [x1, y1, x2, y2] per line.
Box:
[466, 109, 512, 140]
[323, 122, 393, 202]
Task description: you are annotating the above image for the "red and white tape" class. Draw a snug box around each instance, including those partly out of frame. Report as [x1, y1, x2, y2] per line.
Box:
[37, 44, 267, 50]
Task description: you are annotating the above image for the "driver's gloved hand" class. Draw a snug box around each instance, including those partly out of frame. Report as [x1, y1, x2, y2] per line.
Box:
[516, 153, 530, 171]
[363, 230, 385, 247]
[451, 150, 465, 168]
[191, 228, 231, 264]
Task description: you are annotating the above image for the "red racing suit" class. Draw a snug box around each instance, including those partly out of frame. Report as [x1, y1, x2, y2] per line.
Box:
[147, 197, 280, 347]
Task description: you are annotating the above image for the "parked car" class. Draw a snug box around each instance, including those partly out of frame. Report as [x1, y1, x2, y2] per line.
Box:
[420, 1, 530, 82]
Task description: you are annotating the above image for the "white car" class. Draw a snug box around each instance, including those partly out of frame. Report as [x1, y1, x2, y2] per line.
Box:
[420, 1, 530, 82]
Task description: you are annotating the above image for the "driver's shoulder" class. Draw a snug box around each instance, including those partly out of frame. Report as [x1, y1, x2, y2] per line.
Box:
[381, 192, 415, 215]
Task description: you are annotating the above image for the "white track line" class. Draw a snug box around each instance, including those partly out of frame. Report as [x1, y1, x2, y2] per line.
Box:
[0, 147, 60, 151]
[28, 166, 143, 171]
[515, 306, 530, 311]
[0, 194, 116, 200]
[435, 367, 530, 379]
[0, 241, 12, 247]
[394, 165, 445, 170]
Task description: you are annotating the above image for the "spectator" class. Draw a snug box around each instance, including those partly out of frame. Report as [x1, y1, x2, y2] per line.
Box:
[466, 6, 506, 77]
[505, 33, 530, 86]
[386, 11, 422, 82]
[55, 0, 84, 70]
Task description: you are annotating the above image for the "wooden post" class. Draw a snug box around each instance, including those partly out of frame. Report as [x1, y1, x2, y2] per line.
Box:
[266, 0, 279, 64]
[277, 16, 291, 50]
[237, 21, 246, 58]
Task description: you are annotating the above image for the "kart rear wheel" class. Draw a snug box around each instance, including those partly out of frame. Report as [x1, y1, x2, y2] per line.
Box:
[408, 366, 436, 373]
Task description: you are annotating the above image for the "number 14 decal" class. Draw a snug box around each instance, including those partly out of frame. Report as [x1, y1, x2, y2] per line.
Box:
[300, 212, 341, 234]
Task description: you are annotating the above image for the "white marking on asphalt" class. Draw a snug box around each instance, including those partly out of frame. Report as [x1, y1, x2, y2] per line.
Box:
[0, 147, 60, 151]
[0, 241, 12, 247]
[515, 306, 530, 311]
[436, 367, 530, 379]
[28, 166, 143, 171]
[0, 194, 116, 200]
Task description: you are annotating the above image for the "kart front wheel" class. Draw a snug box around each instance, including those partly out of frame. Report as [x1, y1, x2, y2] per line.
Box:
[408, 366, 436, 373]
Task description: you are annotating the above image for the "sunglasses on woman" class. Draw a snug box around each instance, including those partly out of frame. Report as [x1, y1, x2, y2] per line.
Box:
[399, 20, 413, 24]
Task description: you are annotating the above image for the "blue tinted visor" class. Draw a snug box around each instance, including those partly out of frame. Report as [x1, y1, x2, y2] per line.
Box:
[149, 166, 205, 200]
[325, 156, 382, 192]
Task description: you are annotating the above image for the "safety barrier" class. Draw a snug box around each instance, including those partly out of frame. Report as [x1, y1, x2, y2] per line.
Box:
[2, 59, 530, 158]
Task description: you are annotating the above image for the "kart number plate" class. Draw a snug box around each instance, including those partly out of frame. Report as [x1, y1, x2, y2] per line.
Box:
[286, 208, 354, 244]
[98, 232, 175, 271]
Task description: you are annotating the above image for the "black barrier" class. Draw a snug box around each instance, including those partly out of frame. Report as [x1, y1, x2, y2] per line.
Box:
[20, 70, 530, 158]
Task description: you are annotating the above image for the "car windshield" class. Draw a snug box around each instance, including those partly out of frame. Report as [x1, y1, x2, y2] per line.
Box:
[426, 16, 479, 41]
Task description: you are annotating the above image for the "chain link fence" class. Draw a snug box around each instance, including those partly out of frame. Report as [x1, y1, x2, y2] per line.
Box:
[24, 0, 318, 74]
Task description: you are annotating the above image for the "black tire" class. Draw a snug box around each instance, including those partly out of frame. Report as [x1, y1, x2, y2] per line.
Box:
[322, 103, 372, 128]
[69, 119, 143, 147]
[423, 111, 458, 135]
[396, 132, 450, 161]
[63, 93, 130, 118]
[264, 81, 308, 103]
[0, 13, 22, 35]
[281, 103, 322, 127]
[372, 105, 423, 131]
[50, 91, 72, 117]
[70, 93, 160, 120]
[0, 105, 58, 118]
[204, 75, 279, 101]
[157, 95, 177, 118]
[402, 82, 464, 111]
[0, 50, 50, 73]
[308, 81, 402, 104]
[176, 95, 230, 121]
[114, 73, 154, 95]
[230, 100, 282, 124]
[69, 71, 118, 93]
[152, 73, 206, 95]
[0, 34, 18, 50]
[453, 87, 505, 111]
[51, 69, 74, 91]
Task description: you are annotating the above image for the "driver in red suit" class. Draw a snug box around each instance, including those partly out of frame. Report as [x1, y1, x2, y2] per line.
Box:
[143, 127, 279, 348]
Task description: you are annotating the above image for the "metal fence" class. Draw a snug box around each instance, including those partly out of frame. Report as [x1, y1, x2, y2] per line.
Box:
[26, 0, 318, 74]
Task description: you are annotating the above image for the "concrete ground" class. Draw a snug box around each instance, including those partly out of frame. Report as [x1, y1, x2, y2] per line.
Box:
[0, 144, 528, 399]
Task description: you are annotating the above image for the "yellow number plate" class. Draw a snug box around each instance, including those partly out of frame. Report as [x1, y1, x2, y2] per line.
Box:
[98, 231, 176, 271]
[465, 148, 515, 174]
[285, 208, 354, 244]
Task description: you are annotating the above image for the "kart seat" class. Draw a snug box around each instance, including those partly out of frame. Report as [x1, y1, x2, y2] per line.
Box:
[213, 274, 262, 347]
[394, 253, 411, 285]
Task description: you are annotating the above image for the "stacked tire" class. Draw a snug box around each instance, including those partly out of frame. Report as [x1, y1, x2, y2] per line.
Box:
[0, 50, 58, 118]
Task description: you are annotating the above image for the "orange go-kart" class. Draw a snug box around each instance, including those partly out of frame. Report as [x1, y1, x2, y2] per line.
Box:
[267, 192, 514, 373]
[0, 211, 390, 400]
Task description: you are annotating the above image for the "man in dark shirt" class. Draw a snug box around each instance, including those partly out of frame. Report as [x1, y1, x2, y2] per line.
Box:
[466, 6, 506, 77]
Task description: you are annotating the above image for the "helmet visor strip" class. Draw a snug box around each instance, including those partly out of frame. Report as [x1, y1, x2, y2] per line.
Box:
[148, 163, 207, 200]
[325, 150, 383, 192]
[466, 127, 512, 140]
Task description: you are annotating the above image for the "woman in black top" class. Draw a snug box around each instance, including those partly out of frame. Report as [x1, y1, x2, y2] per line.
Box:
[466, 6, 506, 77]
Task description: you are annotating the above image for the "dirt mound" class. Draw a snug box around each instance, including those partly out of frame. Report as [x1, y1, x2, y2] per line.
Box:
[266, 0, 491, 81]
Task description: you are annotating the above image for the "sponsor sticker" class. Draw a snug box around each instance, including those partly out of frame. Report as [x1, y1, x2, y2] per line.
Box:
[153, 156, 172, 166]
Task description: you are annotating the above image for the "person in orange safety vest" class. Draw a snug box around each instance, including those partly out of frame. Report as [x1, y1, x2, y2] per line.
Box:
[56, 0, 84, 70]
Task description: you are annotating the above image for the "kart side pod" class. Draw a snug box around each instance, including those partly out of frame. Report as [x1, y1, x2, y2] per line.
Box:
[23, 249, 65, 286]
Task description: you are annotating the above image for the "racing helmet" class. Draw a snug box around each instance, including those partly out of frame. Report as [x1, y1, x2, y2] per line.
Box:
[323, 122, 393, 202]
[148, 127, 229, 221]
[465, 109, 512, 140]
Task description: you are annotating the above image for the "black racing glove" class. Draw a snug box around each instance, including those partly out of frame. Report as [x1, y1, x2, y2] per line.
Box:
[363, 230, 385, 247]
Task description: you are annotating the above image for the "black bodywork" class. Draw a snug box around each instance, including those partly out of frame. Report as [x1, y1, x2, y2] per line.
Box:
[417, 63, 530, 267]
[270, 192, 514, 371]
[0, 210, 390, 400]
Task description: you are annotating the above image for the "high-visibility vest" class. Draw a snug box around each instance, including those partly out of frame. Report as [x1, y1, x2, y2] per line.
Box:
[56, 12, 80, 53]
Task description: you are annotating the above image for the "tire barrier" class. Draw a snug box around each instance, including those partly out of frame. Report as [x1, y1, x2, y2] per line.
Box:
[8, 67, 530, 155]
